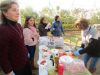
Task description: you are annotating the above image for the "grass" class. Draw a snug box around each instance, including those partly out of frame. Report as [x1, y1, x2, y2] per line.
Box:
[64, 37, 81, 47]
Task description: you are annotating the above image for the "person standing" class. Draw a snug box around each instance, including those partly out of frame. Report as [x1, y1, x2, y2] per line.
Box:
[0, 1, 32, 75]
[51, 15, 64, 37]
[23, 16, 39, 69]
[38, 17, 51, 36]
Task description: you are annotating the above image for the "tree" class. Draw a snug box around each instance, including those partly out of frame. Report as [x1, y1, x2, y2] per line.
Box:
[56, 6, 60, 14]
[90, 12, 100, 24]
[39, 7, 54, 23]
[71, 8, 87, 19]
[60, 9, 75, 24]
[40, 7, 54, 18]
[20, 7, 39, 25]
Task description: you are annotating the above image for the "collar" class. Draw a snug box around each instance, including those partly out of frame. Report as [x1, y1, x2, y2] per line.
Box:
[3, 17, 17, 26]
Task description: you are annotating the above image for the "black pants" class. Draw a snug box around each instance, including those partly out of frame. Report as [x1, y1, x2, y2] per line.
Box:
[14, 63, 32, 75]
[26, 45, 36, 61]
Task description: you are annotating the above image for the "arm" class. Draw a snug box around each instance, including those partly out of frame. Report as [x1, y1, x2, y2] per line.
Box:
[74, 27, 97, 56]
[0, 28, 14, 74]
[47, 27, 50, 32]
[51, 22, 55, 31]
[80, 43, 85, 48]
[89, 27, 97, 39]
[38, 25, 46, 32]
[80, 38, 98, 54]
[45, 23, 51, 29]
[60, 22, 64, 34]
[46, 24, 50, 32]
[74, 38, 97, 55]
[81, 31, 86, 46]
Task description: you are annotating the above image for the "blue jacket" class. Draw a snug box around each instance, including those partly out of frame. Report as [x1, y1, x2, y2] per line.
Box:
[51, 21, 64, 36]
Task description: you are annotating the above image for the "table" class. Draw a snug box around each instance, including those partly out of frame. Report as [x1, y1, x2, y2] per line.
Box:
[38, 37, 92, 75]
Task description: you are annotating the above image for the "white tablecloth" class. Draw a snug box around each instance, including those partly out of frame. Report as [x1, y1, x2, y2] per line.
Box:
[39, 36, 64, 47]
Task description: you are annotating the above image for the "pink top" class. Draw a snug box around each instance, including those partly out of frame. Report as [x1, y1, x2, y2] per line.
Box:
[23, 26, 39, 46]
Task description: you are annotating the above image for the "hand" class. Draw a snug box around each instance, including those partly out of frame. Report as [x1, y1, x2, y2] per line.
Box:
[47, 23, 51, 28]
[81, 44, 85, 48]
[77, 48, 83, 51]
[73, 51, 80, 56]
[6, 71, 15, 75]
[45, 23, 51, 29]
[52, 28, 55, 30]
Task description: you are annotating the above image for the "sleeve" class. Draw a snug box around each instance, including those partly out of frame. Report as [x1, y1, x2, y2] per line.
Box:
[79, 38, 97, 54]
[89, 27, 97, 39]
[79, 48, 86, 54]
[80, 43, 85, 48]
[51, 22, 55, 31]
[81, 31, 85, 45]
[38, 25, 45, 32]
[85, 27, 97, 44]
[23, 28, 29, 38]
[47, 28, 50, 32]
[18, 23, 23, 32]
[81, 31, 85, 48]
[61, 23, 64, 34]
[45, 24, 50, 32]
[23, 29, 32, 40]
[0, 29, 13, 74]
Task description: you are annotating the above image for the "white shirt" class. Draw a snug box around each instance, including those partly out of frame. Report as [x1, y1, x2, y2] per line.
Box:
[81, 26, 98, 47]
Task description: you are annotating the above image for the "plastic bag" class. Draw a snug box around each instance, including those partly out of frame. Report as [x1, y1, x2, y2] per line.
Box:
[39, 37, 50, 45]
[38, 59, 54, 75]
[53, 37, 64, 47]
[59, 56, 74, 64]
[38, 59, 48, 75]
[65, 59, 86, 74]
[39, 45, 48, 60]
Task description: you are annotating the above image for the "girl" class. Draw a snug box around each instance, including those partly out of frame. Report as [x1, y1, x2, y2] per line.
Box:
[38, 17, 51, 36]
[23, 16, 39, 69]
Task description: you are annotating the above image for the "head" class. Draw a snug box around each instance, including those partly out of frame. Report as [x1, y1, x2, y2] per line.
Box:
[24, 16, 36, 28]
[55, 15, 60, 21]
[40, 17, 47, 25]
[74, 18, 89, 30]
[0, 1, 19, 24]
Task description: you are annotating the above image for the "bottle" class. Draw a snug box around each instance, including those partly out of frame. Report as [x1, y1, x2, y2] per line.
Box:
[58, 64, 64, 75]
[50, 55, 54, 66]
[54, 54, 59, 72]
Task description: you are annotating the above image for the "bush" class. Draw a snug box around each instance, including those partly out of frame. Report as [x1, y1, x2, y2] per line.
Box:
[62, 24, 75, 30]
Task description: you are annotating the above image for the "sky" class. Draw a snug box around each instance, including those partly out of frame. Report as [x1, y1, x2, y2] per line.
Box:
[18, 0, 100, 12]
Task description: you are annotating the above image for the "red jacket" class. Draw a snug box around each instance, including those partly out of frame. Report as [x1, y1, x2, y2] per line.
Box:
[0, 19, 29, 74]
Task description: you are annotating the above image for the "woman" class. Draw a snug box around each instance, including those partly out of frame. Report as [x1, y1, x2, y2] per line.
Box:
[23, 16, 39, 69]
[38, 17, 51, 36]
[0, 1, 32, 75]
[74, 18, 100, 74]
[51, 15, 64, 37]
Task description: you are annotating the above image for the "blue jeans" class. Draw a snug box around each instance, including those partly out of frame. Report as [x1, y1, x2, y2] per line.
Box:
[26, 45, 36, 61]
[84, 54, 100, 70]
